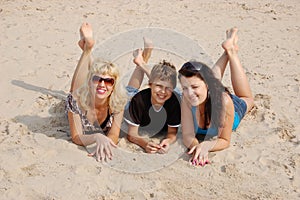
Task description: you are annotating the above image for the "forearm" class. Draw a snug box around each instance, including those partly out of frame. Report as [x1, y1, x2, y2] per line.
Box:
[127, 134, 148, 150]
[73, 133, 98, 146]
[186, 138, 199, 149]
[107, 133, 119, 145]
[204, 138, 230, 152]
[165, 132, 177, 144]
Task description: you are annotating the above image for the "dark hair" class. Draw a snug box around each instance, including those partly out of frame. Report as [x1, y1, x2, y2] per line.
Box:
[179, 61, 230, 134]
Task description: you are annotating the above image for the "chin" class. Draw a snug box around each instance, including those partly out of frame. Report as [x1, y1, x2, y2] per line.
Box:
[153, 98, 166, 105]
[190, 102, 199, 106]
[95, 93, 108, 99]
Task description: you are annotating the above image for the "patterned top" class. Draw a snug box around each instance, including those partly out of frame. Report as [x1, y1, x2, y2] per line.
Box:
[65, 93, 113, 135]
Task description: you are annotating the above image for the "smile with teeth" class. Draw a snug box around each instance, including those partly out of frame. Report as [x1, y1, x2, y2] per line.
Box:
[96, 87, 107, 94]
[157, 93, 167, 99]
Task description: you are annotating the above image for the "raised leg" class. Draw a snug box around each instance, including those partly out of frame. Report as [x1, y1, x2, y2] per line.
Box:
[212, 51, 229, 81]
[70, 22, 95, 93]
[127, 37, 153, 89]
[212, 28, 240, 80]
[222, 28, 254, 112]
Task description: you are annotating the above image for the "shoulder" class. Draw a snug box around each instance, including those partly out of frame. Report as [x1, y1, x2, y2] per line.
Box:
[130, 88, 151, 109]
[167, 92, 181, 104]
[222, 92, 234, 112]
[132, 88, 151, 99]
[66, 93, 84, 114]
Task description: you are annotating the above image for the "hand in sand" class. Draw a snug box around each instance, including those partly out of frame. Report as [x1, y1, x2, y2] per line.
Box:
[188, 143, 211, 167]
[145, 141, 161, 154]
[88, 133, 117, 162]
[158, 138, 171, 154]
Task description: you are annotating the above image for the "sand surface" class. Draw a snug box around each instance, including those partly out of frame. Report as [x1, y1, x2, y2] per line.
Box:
[0, 0, 299, 199]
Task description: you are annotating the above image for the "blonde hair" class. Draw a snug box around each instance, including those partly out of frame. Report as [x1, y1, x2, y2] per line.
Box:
[76, 59, 127, 113]
[149, 60, 177, 88]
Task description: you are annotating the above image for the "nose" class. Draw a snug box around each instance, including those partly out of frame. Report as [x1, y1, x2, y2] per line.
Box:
[187, 87, 194, 96]
[161, 87, 166, 93]
[98, 80, 106, 86]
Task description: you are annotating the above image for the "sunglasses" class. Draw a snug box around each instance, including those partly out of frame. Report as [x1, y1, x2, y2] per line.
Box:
[181, 62, 203, 71]
[91, 75, 115, 86]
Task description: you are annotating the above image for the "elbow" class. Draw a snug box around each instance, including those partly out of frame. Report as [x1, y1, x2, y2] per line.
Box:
[222, 140, 230, 150]
[127, 134, 134, 142]
[72, 135, 84, 146]
[224, 143, 230, 149]
[127, 134, 140, 144]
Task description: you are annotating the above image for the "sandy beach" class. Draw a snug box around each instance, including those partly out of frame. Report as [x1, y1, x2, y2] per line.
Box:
[0, 0, 299, 199]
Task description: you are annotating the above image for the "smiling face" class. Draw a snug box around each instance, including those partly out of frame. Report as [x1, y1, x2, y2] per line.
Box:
[150, 79, 174, 106]
[90, 73, 115, 101]
[180, 75, 208, 106]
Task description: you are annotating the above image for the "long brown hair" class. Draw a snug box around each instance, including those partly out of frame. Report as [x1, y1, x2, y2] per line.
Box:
[179, 61, 230, 134]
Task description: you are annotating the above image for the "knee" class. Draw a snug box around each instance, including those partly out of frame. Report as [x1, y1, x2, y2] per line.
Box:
[246, 97, 255, 111]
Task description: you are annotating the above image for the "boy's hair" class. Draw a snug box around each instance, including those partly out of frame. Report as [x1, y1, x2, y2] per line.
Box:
[149, 60, 177, 88]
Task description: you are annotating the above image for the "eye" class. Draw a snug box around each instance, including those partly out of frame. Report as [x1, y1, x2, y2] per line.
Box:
[155, 84, 163, 89]
[166, 87, 173, 92]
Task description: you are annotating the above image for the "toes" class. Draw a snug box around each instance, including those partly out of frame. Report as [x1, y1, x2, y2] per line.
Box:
[230, 27, 238, 39]
[226, 29, 231, 38]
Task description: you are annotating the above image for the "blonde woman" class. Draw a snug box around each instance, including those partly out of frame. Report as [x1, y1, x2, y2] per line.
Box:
[66, 23, 127, 161]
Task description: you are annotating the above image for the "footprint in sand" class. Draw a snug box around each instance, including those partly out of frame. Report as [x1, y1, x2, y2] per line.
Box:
[275, 118, 296, 142]
[254, 93, 271, 109]
[248, 93, 275, 123]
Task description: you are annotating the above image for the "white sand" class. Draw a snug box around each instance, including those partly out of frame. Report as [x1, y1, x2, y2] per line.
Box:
[0, 0, 299, 199]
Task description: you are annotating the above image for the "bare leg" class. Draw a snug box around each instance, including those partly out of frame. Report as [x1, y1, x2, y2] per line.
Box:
[127, 37, 153, 89]
[212, 51, 228, 81]
[222, 28, 254, 112]
[212, 28, 240, 80]
[70, 22, 95, 93]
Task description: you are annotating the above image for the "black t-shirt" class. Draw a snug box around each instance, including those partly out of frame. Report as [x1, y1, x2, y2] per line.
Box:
[124, 88, 181, 135]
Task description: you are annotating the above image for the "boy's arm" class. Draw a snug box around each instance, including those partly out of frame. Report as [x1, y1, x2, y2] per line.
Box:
[127, 124, 161, 153]
[165, 126, 177, 143]
[158, 126, 177, 154]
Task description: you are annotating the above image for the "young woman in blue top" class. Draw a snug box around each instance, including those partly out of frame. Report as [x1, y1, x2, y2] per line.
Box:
[179, 28, 254, 166]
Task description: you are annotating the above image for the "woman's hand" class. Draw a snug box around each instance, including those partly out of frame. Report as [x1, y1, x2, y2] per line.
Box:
[188, 142, 211, 167]
[88, 133, 117, 162]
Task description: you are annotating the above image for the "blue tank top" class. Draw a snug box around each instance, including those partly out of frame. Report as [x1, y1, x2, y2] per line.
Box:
[191, 104, 241, 136]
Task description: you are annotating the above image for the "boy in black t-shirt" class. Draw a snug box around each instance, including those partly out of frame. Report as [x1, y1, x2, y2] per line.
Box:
[124, 38, 181, 154]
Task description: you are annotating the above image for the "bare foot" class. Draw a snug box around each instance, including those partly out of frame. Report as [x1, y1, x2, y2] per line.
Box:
[133, 48, 145, 67]
[142, 37, 153, 63]
[222, 27, 239, 54]
[78, 22, 95, 51]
